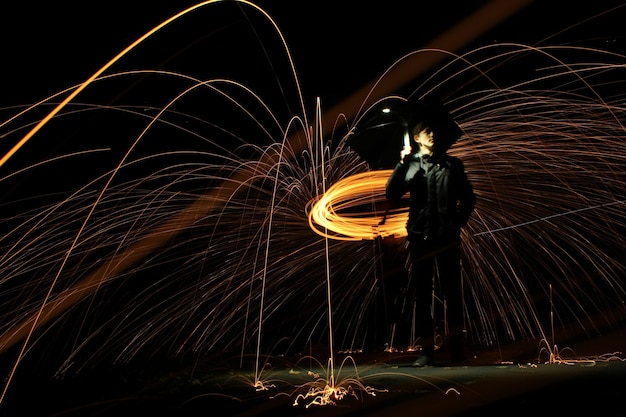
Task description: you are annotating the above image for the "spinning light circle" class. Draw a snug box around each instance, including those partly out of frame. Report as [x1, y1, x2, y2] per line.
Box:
[308, 170, 408, 241]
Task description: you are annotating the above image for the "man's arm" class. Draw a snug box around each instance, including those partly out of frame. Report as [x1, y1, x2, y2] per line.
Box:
[386, 161, 409, 201]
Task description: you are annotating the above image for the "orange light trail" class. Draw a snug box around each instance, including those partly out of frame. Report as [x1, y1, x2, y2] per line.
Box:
[0, 0, 297, 168]
[308, 170, 408, 241]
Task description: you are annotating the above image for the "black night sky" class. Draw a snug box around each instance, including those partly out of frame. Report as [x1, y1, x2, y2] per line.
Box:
[3, 1, 625, 110]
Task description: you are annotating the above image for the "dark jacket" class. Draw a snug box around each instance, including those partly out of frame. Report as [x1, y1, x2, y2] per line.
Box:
[386, 152, 475, 244]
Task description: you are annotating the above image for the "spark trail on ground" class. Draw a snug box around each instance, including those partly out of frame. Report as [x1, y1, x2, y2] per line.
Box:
[0, 0, 625, 409]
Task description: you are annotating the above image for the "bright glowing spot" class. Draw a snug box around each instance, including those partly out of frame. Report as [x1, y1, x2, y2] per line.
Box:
[308, 170, 408, 240]
[289, 357, 385, 408]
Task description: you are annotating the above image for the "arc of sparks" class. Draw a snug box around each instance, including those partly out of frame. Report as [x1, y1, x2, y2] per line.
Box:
[0, 0, 305, 403]
[0, 0, 305, 168]
[0, 0, 534, 400]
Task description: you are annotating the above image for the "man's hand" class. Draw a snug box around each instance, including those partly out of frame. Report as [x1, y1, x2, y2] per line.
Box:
[400, 145, 411, 162]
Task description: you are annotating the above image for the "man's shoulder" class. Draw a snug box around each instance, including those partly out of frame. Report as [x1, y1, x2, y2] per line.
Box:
[444, 154, 464, 166]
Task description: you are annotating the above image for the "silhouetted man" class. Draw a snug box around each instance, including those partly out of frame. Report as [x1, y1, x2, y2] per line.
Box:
[386, 105, 475, 366]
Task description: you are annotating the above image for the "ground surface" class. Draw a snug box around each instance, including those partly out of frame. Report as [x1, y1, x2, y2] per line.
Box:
[2, 331, 625, 416]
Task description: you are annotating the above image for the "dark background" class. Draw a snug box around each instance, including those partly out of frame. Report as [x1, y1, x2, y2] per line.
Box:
[2, 1, 625, 111]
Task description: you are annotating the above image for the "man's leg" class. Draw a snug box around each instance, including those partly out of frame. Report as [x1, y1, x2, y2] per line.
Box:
[438, 244, 465, 362]
[410, 243, 436, 364]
